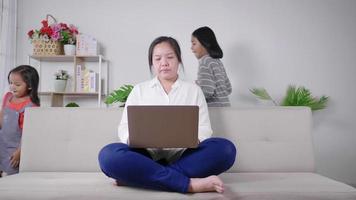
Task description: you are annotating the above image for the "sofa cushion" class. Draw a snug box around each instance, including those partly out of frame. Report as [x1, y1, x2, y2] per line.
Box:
[0, 172, 355, 200]
[209, 107, 315, 172]
[20, 108, 120, 172]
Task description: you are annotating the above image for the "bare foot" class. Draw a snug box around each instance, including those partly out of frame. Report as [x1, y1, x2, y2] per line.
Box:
[188, 175, 224, 193]
[113, 180, 126, 186]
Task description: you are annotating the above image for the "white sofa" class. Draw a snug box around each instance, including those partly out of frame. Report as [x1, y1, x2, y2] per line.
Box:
[0, 107, 355, 200]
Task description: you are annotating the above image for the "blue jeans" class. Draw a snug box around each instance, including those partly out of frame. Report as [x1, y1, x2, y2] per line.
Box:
[98, 137, 236, 193]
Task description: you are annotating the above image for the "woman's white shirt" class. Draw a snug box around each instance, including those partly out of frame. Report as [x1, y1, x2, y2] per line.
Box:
[117, 76, 213, 162]
[118, 76, 212, 143]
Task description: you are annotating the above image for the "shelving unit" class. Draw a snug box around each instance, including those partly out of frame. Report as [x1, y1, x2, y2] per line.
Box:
[28, 55, 108, 107]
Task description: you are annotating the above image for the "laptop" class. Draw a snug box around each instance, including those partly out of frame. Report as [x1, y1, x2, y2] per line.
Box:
[127, 105, 199, 148]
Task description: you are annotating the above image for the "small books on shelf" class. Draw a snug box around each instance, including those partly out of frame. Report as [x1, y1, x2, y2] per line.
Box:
[76, 64, 98, 93]
[76, 34, 99, 56]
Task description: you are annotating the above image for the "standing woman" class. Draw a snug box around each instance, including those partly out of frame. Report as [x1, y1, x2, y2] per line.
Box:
[191, 26, 232, 107]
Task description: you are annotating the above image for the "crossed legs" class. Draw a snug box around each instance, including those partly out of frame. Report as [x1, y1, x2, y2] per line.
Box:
[98, 137, 236, 193]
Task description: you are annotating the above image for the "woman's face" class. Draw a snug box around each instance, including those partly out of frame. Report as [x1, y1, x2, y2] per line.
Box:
[191, 36, 208, 59]
[152, 42, 179, 82]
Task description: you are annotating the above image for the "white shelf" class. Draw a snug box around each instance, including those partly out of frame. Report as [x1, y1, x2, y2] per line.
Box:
[29, 55, 108, 107]
[30, 55, 105, 62]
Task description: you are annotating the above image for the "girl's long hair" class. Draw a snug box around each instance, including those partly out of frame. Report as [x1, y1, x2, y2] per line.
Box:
[192, 26, 223, 59]
[8, 65, 40, 106]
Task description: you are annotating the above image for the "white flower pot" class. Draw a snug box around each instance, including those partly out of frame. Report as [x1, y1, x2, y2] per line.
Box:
[54, 79, 67, 92]
[64, 44, 76, 56]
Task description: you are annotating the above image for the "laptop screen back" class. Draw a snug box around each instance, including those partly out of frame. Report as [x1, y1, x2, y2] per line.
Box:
[127, 105, 199, 148]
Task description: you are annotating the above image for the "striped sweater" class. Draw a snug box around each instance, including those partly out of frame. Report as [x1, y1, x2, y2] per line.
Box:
[196, 55, 232, 107]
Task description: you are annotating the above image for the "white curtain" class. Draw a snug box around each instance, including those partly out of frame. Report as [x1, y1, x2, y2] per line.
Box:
[0, 0, 17, 102]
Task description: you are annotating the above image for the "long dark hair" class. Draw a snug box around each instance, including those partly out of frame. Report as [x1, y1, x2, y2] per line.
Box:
[8, 65, 40, 106]
[148, 36, 183, 73]
[192, 26, 223, 59]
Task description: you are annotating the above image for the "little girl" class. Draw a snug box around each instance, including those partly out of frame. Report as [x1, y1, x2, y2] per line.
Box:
[0, 65, 40, 176]
[191, 26, 232, 107]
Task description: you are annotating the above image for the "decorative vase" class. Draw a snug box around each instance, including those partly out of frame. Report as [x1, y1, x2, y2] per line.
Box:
[64, 44, 76, 56]
[54, 79, 67, 92]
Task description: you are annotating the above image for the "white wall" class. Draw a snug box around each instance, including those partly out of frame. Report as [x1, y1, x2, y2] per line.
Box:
[17, 0, 356, 186]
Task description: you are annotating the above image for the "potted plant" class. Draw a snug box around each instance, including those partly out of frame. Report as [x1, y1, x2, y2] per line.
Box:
[54, 70, 70, 92]
[59, 23, 78, 55]
[250, 85, 329, 111]
[65, 102, 79, 107]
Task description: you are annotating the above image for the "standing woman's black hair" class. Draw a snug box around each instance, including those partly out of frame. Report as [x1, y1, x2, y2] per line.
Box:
[192, 26, 223, 59]
[8, 65, 40, 106]
[148, 36, 183, 73]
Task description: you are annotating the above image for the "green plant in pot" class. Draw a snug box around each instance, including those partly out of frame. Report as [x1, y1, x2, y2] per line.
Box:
[105, 84, 133, 107]
[65, 102, 79, 107]
[250, 85, 329, 111]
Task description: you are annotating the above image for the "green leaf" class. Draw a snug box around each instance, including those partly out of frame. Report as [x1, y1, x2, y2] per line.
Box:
[250, 88, 278, 105]
[105, 84, 134, 105]
[250, 88, 273, 100]
[309, 95, 329, 110]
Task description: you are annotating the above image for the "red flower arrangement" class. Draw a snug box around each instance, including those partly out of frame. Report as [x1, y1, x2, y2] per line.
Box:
[28, 18, 79, 45]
